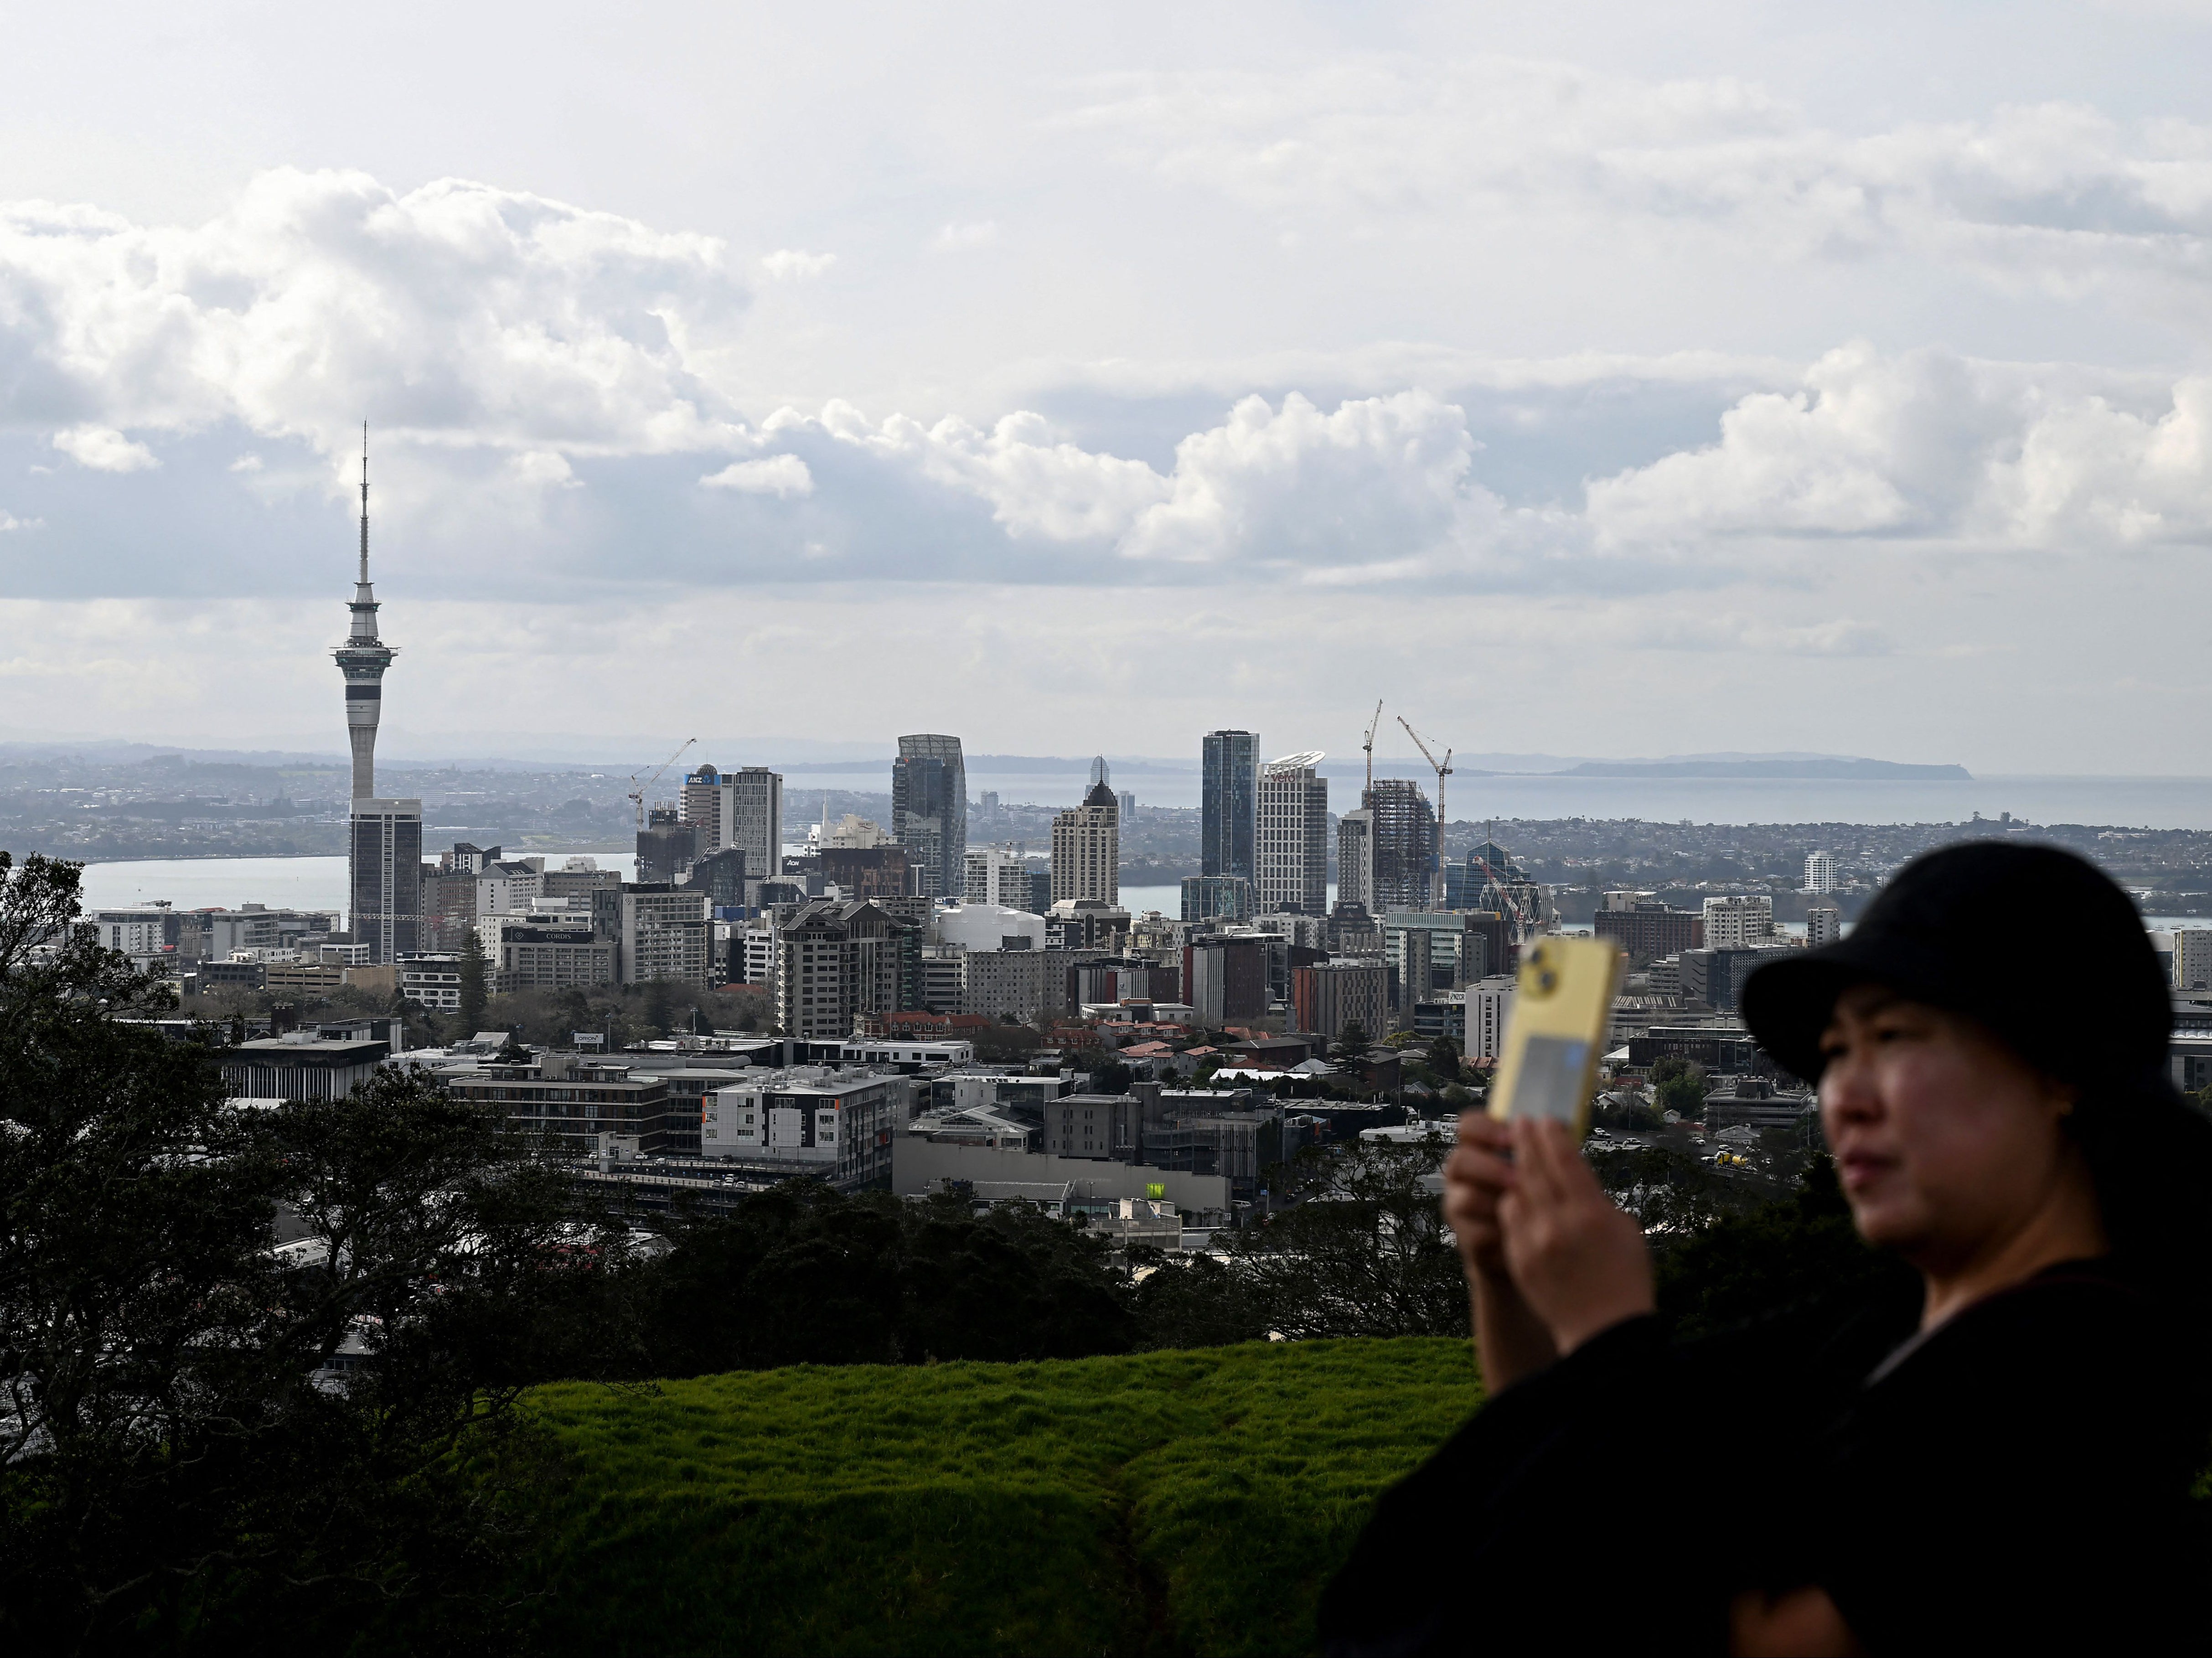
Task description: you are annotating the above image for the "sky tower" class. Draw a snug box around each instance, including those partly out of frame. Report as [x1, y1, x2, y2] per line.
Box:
[333, 425, 420, 964]
[333, 424, 396, 797]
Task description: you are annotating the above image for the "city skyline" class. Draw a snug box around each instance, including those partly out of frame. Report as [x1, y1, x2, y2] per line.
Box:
[3, 6, 2212, 771]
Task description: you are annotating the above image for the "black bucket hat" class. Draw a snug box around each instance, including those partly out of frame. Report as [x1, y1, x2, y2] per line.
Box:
[1742, 841, 2176, 1103]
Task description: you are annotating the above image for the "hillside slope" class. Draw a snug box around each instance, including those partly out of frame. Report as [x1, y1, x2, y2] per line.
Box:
[518, 1338, 1479, 1658]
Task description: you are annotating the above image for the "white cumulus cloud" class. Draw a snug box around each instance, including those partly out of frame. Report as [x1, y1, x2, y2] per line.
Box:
[701, 454, 814, 498]
[760, 249, 837, 280]
[52, 425, 158, 471]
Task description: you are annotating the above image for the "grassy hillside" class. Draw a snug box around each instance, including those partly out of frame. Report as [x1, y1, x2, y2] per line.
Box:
[517, 1338, 1479, 1658]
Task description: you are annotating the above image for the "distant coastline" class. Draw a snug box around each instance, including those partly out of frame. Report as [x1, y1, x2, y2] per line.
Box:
[1556, 759, 1973, 781]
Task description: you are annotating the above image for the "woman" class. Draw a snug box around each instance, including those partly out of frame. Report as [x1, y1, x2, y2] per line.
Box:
[1319, 842, 2212, 1656]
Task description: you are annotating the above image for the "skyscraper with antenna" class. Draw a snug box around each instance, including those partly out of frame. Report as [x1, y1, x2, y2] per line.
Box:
[334, 424, 396, 799]
[332, 426, 421, 964]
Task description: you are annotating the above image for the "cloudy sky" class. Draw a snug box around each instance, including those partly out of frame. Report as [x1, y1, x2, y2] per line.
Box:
[6, 0, 2212, 771]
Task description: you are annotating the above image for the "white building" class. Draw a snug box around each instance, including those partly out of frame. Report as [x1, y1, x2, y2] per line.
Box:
[1702, 894, 1776, 950]
[936, 903, 1049, 952]
[702, 1068, 908, 1188]
[1257, 751, 1330, 916]
[398, 953, 464, 1011]
[1464, 975, 1518, 1061]
[964, 846, 1039, 909]
[1803, 851, 1839, 894]
[1806, 903, 1844, 948]
[476, 859, 545, 918]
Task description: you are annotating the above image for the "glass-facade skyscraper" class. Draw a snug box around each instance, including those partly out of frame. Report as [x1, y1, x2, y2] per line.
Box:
[893, 733, 966, 899]
[1201, 729, 1258, 881]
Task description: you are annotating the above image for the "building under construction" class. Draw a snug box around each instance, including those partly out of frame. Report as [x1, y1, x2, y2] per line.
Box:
[1364, 778, 1439, 912]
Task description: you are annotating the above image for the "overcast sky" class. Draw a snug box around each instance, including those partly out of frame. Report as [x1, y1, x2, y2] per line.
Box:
[6, 1, 2212, 771]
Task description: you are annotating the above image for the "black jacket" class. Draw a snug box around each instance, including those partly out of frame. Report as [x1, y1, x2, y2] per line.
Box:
[1319, 1261, 2210, 1655]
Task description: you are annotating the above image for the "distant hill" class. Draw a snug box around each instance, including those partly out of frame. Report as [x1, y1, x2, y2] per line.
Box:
[1560, 757, 1972, 781]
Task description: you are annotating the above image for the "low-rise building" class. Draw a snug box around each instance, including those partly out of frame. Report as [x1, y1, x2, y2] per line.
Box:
[445, 1052, 673, 1154]
[222, 1030, 390, 1100]
[702, 1068, 908, 1190]
[398, 952, 463, 1011]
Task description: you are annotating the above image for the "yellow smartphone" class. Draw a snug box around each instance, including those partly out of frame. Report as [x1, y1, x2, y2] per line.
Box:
[1488, 935, 1624, 1137]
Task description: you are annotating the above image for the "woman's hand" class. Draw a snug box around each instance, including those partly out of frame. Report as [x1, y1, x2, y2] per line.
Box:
[1446, 1110, 1557, 1388]
[1444, 1109, 1518, 1281]
[1496, 1117, 1655, 1355]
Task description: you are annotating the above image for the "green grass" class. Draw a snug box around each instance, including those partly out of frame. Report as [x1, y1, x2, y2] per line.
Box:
[516, 1338, 1479, 1658]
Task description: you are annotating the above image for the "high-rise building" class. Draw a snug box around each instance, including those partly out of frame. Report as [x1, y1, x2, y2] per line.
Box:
[1256, 752, 1328, 916]
[615, 885, 713, 988]
[1804, 850, 1838, 893]
[1052, 783, 1120, 905]
[1806, 902, 1844, 949]
[682, 763, 783, 878]
[1201, 730, 1259, 881]
[348, 801, 423, 965]
[731, 767, 783, 878]
[893, 734, 966, 899]
[332, 431, 420, 964]
[775, 899, 907, 1038]
[1337, 808, 1374, 912]
[1090, 755, 1111, 788]
[1365, 779, 1439, 912]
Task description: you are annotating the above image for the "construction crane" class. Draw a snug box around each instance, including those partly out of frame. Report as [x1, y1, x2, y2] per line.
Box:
[1396, 716, 1452, 828]
[1361, 700, 1384, 797]
[628, 736, 697, 827]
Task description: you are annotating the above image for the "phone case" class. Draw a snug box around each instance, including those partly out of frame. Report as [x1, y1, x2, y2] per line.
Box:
[1487, 935, 1625, 1137]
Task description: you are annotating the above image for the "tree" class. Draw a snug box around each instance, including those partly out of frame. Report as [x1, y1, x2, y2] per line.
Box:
[0, 852, 631, 1650]
[642, 976, 675, 1036]
[1220, 1133, 1469, 1341]
[637, 1183, 1134, 1372]
[1333, 1019, 1371, 1057]
[1426, 1032, 1462, 1080]
[457, 926, 489, 1033]
[1649, 1054, 1707, 1121]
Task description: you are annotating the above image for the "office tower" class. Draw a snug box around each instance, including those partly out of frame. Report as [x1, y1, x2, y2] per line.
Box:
[1365, 778, 1439, 912]
[730, 766, 783, 878]
[333, 429, 421, 963]
[1052, 783, 1120, 905]
[682, 763, 783, 878]
[1118, 790, 1137, 822]
[1804, 850, 1838, 893]
[1337, 808, 1374, 912]
[1201, 730, 1258, 880]
[1256, 752, 1328, 916]
[349, 801, 423, 964]
[894, 733, 966, 899]
[1090, 755, 1111, 788]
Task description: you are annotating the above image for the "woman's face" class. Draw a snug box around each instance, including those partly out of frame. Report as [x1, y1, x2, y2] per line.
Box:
[1818, 985, 2080, 1261]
